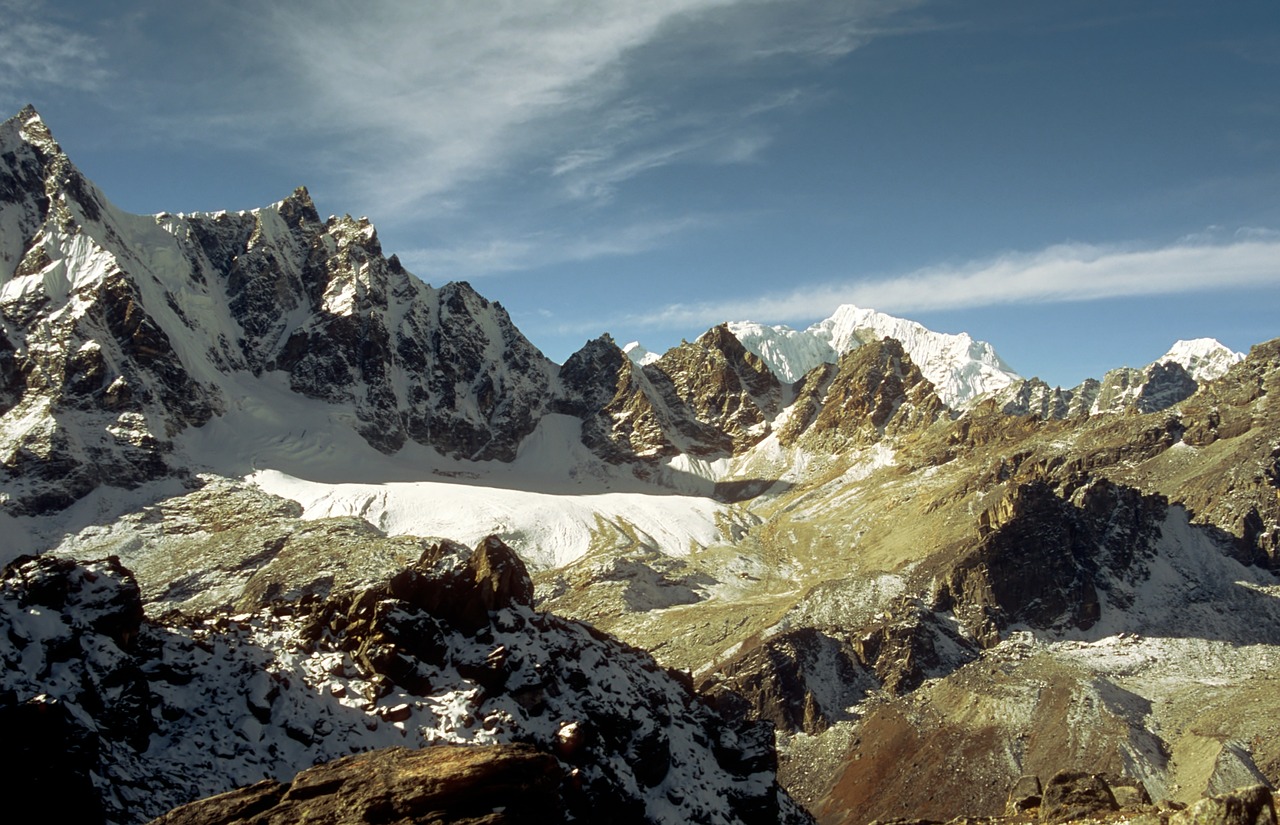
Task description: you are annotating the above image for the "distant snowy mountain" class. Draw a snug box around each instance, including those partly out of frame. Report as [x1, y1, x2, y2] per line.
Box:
[727, 304, 1021, 407]
[993, 336, 1244, 420]
[622, 340, 660, 366]
[1157, 337, 1243, 382]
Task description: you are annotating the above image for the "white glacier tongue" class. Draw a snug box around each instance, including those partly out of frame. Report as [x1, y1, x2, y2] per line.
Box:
[728, 304, 1021, 408]
[1155, 338, 1243, 382]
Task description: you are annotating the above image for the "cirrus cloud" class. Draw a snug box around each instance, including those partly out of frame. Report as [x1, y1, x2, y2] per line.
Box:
[593, 235, 1280, 332]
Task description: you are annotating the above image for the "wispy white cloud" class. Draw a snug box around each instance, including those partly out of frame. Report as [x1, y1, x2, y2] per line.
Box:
[106, 0, 921, 221]
[0, 0, 108, 105]
[595, 236, 1280, 332]
[398, 214, 714, 280]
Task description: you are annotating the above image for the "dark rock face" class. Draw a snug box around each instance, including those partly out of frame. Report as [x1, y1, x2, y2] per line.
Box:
[0, 555, 152, 743]
[699, 628, 874, 735]
[149, 745, 566, 825]
[939, 479, 1165, 646]
[0, 555, 154, 823]
[0, 695, 106, 825]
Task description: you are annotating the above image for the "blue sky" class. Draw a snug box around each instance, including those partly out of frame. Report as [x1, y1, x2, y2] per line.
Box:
[3, 0, 1278, 387]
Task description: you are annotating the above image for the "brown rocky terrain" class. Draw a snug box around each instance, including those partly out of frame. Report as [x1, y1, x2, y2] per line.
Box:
[539, 338, 1280, 825]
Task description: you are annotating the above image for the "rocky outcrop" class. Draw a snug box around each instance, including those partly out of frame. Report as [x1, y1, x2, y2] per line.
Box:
[698, 628, 875, 736]
[557, 325, 785, 464]
[791, 338, 944, 450]
[644, 324, 784, 455]
[1173, 785, 1278, 825]
[149, 745, 565, 825]
[555, 333, 682, 461]
[939, 479, 1165, 646]
[697, 602, 977, 738]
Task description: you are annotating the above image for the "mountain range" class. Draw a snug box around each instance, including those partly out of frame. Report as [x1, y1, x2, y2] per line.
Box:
[2, 105, 1278, 825]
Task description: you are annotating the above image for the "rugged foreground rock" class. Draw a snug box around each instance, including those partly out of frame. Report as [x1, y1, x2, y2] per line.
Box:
[0, 526, 808, 824]
[150, 745, 564, 825]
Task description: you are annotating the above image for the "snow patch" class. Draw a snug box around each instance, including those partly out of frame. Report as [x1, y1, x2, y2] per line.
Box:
[249, 469, 733, 569]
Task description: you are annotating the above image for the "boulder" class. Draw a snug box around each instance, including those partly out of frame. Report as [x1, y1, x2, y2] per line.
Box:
[1172, 786, 1277, 825]
[389, 535, 533, 633]
[1007, 774, 1043, 815]
[1039, 771, 1119, 823]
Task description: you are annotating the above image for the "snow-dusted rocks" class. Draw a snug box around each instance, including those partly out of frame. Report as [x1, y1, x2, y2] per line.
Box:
[1, 533, 806, 824]
[1, 107, 555, 516]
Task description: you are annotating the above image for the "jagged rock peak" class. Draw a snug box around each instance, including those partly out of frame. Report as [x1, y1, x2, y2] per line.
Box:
[647, 323, 783, 455]
[7, 105, 59, 155]
[794, 336, 944, 448]
[273, 185, 321, 230]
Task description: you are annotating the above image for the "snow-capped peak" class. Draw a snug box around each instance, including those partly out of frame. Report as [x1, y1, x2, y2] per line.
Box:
[728, 304, 1021, 408]
[622, 341, 661, 366]
[1155, 338, 1243, 382]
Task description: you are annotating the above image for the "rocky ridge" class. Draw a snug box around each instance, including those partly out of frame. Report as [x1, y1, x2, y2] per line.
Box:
[1, 107, 554, 516]
[993, 339, 1244, 420]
